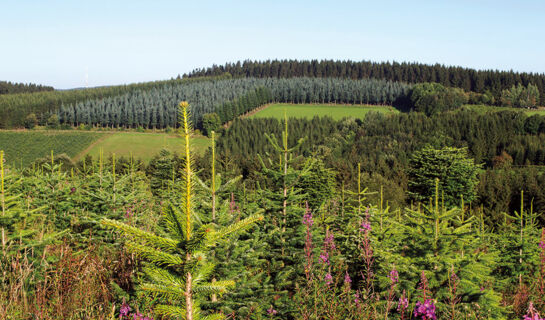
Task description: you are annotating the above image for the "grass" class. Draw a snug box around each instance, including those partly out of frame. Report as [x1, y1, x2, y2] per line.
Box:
[0, 130, 104, 168]
[0, 130, 209, 168]
[461, 104, 545, 115]
[249, 103, 398, 120]
[81, 132, 209, 162]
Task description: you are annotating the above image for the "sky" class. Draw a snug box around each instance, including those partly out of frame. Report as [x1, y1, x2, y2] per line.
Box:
[1, 0, 545, 89]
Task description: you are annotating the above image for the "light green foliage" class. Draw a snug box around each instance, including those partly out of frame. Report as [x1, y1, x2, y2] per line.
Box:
[46, 114, 60, 129]
[461, 104, 545, 116]
[250, 103, 397, 120]
[375, 182, 503, 318]
[501, 83, 540, 108]
[410, 82, 468, 115]
[0, 131, 103, 167]
[202, 113, 221, 137]
[24, 113, 37, 129]
[408, 146, 481, 208]
[295, 158, 336, 210]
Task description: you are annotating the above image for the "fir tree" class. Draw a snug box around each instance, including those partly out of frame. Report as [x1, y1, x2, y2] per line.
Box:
[102, 101, 263, 320]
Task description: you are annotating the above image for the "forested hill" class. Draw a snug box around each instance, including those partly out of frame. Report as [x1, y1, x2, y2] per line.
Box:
[186, 59, 545, 105]
[0, 80, 54, 94]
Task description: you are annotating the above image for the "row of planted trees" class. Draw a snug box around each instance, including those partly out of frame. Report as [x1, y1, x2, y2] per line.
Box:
[1, 102, 545, 319]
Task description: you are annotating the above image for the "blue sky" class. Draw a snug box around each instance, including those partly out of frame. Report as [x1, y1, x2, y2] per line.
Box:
[1, 0, 544, 89]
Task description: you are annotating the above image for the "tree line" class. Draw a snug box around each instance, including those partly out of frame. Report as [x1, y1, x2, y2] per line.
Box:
[0, 80, 54, 94]
[186, 59, 545, 105]
[0, 74, 232, 129]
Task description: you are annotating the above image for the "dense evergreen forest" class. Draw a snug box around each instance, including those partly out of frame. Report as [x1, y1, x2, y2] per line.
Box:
[0, 80, 54, 94]
[0, 74, 231, 129]
[186, 59, 545, 105]
[55, 77, 410, 129]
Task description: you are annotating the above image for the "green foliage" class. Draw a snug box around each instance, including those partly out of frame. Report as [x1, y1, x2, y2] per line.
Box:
[46, 114, 60, 129]
[102, 102, 262, 320]
[202, 113, 221, 137]
[377, 183, 504, 317]
[0, 80, 53, 94]
[24, 113, 37, 129]
[501, 83, 540, 108]
[409, 82, 468, 115]
[0, 73, 232, 129]
[57, 78, 408, 130]
[188, 59, 545, 106]
[408, 146, 481, 208]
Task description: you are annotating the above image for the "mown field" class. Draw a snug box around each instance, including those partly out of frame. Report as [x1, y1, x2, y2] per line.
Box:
[249, 103, 398, 120]
[81, 132, 209, 162]
[0, 130, 210, 168]
[0, 131, 104, 168]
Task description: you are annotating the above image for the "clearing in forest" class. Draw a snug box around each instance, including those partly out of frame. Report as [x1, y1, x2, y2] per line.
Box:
[249, 103, 398, 120]
[81, 132, 209, 162]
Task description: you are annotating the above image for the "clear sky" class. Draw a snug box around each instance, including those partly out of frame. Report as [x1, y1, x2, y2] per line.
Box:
[1, 0, 544, 89]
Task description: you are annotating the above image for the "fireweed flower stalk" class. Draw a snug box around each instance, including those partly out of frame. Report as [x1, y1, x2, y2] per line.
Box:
[384, 266, 399, 320]
[524, 302, 545, 320]
[413, 271, 437, 320]
[448, 267, 461, 319]
[359, 207, 375, 300]
[397, 290, 409, 320]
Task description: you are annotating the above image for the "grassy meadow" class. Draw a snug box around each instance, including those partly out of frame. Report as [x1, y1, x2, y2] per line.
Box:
[0, 130, 209, 167]
[81, 132, 209, 162]
[249, 103, 398, 120]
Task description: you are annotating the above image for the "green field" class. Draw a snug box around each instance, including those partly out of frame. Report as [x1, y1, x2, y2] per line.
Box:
[249, 103, 398, 120]
[0, 130, 209, 168]
[82, 132, 209, 162]
[461, 104, 545, 115]
[0, 131, 104, 168]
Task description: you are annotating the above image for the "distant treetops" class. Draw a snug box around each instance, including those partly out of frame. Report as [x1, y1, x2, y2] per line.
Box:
[186, 59, 545, 106]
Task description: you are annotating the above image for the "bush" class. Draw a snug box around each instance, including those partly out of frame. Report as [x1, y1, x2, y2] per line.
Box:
[46, 114, 60, 129]
[409, 82, 468, 115]
[202, 112, 221, 137]
[24, 113, 38, 129]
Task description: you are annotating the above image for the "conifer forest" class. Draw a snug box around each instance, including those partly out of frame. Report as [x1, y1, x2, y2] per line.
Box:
[2, 55, 545, 320]
[7, 3, 545, 317]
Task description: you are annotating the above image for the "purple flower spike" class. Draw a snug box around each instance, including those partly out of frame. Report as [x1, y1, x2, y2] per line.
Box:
[119, 301, 131, 317]
[324, 273, 333, 285]
[539, 241, 545, 250]
[413, 299, 437, 320]
[389, 268, 399, 284]
[267, 306, 278, 315]
[303, 209, 313, 227]
[319, 252, 329, 265]
[344, 271, 352, 284]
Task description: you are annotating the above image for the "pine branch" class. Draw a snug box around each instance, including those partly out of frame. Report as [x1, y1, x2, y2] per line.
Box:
[126, 242, 184, 267]
[194, 280, 235, 294]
